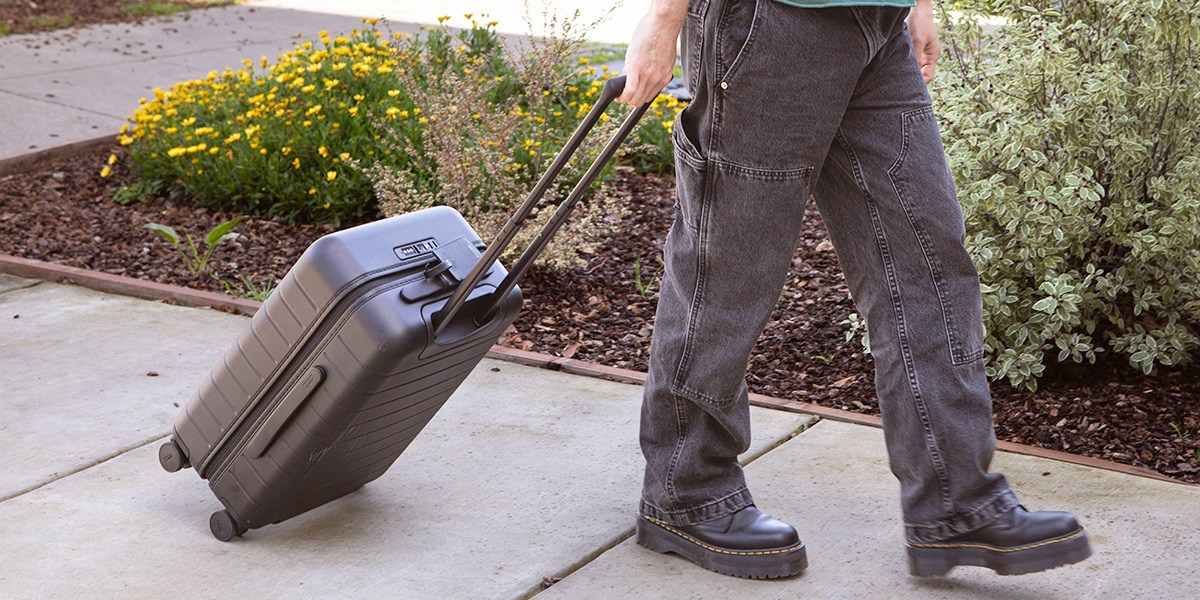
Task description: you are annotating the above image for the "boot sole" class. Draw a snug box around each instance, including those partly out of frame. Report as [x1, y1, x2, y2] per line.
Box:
[907, 527, 1092, 576]
[636, 515, 808, 579]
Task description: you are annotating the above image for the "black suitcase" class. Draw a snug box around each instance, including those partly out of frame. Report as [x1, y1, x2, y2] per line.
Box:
[158, 76, 648, 540]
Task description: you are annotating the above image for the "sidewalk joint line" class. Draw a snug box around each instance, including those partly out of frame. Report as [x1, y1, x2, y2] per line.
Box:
[0, 432, 168, 504]
[518, 526, 637, 599]
[0, 279, 43, 296]
[0, 88, 126, 120]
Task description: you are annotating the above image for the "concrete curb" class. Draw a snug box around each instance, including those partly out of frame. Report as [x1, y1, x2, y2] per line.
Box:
[0, 254, 260, 316]
[0, 132, 119, 176]
[4, 251, 1184, 486]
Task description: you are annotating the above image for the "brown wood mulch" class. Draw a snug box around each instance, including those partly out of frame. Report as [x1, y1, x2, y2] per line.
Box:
[1, 144, 1197, 485]
[0, 0, 219, 36]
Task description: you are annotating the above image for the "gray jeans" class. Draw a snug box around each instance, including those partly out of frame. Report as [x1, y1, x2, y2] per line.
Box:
[639, 0, 1018, 544]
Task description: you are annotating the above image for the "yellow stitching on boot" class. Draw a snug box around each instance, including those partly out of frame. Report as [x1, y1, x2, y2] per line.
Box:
[908, 529, 1086, 553]
[644, 516, 804, 557]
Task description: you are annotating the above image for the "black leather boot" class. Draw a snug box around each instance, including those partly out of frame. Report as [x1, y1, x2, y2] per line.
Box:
[907, 505, 1092, 576]
[636, 505, 807, 579]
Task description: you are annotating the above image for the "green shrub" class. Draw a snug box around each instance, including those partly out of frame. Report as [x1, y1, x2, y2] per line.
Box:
[934, 0, 1200, 389]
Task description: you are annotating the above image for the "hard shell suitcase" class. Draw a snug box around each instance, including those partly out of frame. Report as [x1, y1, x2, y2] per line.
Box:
[158, 76, 649, 540]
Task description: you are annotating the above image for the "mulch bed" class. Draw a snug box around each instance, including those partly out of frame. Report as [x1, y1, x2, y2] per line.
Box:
[0, 0, 216, 35]
[2, 144, 1197, 485]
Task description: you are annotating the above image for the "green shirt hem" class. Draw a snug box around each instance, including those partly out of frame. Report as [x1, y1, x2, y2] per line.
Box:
[773, 0, 916, 8]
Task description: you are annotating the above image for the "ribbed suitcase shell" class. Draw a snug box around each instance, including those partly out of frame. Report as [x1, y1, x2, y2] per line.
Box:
[169, 206, 521, 533]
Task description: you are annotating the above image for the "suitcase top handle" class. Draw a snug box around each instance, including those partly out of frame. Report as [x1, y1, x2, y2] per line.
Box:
[433, 75, 652, 336]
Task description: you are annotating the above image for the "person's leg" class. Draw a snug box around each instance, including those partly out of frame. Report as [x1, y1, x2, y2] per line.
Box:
[637, 0, 865, 578]
[810, 7, 1091, 575]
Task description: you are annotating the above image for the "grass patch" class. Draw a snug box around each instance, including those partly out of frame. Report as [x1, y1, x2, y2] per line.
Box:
[121, 0, 234, 18]
[29, 14, 75, 30]
[0, 22, 12, 36]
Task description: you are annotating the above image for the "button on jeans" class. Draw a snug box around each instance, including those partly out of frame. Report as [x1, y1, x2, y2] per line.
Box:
[639, 0, 1019, 544]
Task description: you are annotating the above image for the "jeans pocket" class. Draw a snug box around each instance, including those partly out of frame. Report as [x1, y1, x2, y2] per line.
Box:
[673, 113, 707, 236]
[715, 0, 763, 85]
[671, 162, 812, 407]
[888, 107, 985, 365]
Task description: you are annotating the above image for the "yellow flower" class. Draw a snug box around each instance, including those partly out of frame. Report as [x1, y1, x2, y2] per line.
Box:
[349, 106, 359, 116]
[339, 152, 350, 160]
[301, 84, 316, 93]
[107, 154, 118, 166]
[387, 89, 401, 98]
[309, 188, 317, 195]
[318, 146, 328, 157]
[293, 158, 301, 169]
[326, 171, 337, 181]
[167, 147, 186, 157]
[437, 15, 451, 23]
[100, 166, 111, 178]
[282, 146, 292, 155]
[261, 148, 268, 155]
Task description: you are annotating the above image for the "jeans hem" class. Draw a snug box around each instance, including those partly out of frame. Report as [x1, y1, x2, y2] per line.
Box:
[904, 488, 1020, 544]
[639, 488, 755, 527]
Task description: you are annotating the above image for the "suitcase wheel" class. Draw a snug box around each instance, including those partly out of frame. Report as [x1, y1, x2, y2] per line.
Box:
[157, 439, 190, 473]
[209, 510, 247, 542]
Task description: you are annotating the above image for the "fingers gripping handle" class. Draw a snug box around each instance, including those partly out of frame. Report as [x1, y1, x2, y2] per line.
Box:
[433, 76, 648, 335]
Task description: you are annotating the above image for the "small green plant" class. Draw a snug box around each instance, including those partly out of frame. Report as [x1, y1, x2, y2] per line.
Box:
[1170, 422, 1185, 442]
[632, 256, 662, 296]
[143, 216, 246, 276]
[220, 273, 275, 301]
[811, 355, 832, 363]
[0, 22, 13, 36]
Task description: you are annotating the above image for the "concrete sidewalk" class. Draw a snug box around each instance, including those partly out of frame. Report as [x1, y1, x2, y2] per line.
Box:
[3, 276, 1199, 600]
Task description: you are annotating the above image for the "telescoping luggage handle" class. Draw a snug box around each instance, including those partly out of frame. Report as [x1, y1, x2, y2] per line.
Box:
[433, 75, 652, 336]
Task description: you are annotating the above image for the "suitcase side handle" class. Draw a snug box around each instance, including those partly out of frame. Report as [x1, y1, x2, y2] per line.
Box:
[434, 75, 651, 335]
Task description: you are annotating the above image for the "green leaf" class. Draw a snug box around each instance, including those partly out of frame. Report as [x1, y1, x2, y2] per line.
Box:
[1032, 297, 1058, 313]
[204, 216, 247, 247]
[143, 223, 180, 246]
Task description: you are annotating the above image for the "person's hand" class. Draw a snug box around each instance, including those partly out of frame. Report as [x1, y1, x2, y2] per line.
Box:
[907, 0, 941, 84]
[617, 1, 688, 106]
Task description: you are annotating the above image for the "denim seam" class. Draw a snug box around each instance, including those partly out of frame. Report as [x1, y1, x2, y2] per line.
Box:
[834, 131, 871, 196]
[663, 381, 690, 505]
[711, 159, 811, 181]
[905, 488, 1019, 543]
[715, 0, 763, 86]
[640, 487, 754, 525]
[857, 159, 954, 515]
[849, 7, 880, 63]
[887, 106, 985, 366]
